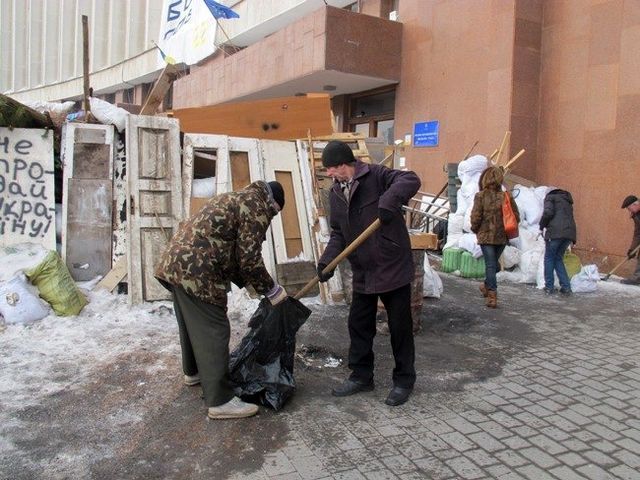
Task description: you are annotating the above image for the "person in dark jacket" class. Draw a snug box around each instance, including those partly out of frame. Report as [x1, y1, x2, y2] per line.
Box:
[539, 188, 577, 295]
[470, 166, 520, 308]
[316, 140, 421, 407]
[155, 181, 287, 419]
[620, 195, 640, 285]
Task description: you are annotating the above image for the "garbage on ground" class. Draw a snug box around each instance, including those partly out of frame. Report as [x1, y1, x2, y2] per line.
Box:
[229, 297, 311, 411]
[423, 254, 443, 298]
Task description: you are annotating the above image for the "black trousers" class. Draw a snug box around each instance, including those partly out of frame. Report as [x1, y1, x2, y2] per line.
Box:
[172, 287, 234, 407]
[347, 283, 416, 389]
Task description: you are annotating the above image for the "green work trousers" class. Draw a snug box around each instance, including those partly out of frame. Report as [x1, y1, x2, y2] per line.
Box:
[172, 287, 234, 407]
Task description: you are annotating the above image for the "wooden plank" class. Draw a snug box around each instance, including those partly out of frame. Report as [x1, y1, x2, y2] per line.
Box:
[82, 15, 91, 115]
[172, 94, 333, 140]
[275, 170, 303, 258]
[230, 150, 251, 191]
[140, 64, 179, 115]
[276, 261, 319, 298]
[410, 233, 439, 250]
[94, 256, 127, 292]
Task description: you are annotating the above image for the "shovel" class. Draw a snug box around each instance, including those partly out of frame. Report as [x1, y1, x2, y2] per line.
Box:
[294, 218, 382, 299]
[601, 244, 640, 281]
[228, 218, 381, 410]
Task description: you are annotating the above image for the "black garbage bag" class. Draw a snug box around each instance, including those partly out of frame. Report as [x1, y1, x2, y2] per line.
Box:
[229, 297, 311, 411]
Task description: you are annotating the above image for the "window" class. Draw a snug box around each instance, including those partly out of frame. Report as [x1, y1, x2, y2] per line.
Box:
[346, 86, 396, 144]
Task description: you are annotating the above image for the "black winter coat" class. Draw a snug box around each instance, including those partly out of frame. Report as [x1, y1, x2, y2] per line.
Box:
[539, 189, 577, 243]
[319, 161, 421, 294]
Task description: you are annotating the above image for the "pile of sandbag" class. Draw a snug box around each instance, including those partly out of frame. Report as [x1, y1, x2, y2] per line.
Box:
[0, 243, 87, 325]
[444, 156, 599, 292]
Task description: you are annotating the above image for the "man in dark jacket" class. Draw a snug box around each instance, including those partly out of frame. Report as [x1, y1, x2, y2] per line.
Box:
[155, 181, 287, 419]
[316, 140, 421, 406]
[621, 195, 640, 285]
[539, 188, 577, 295]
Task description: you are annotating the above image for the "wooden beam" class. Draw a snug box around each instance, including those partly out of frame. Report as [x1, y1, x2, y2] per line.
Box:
[82, 15, 91, 116]
[140, 64, 179, 115]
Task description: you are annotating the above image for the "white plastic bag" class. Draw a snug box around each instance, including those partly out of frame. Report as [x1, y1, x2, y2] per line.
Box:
[423, 255, 443, 298]
[570, 265, 599, 293]
[89, 97, 129, 132]
[0, 273, 50, 325]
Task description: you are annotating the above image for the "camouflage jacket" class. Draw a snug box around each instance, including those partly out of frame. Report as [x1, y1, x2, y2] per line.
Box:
[470, 188, 520, 245]
[155, 181, 277, 308]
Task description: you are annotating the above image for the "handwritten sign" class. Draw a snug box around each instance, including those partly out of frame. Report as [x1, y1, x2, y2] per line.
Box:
[0, 127, 55, 249]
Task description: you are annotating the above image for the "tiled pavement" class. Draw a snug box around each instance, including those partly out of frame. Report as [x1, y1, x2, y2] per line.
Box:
[227, 275, 640, 480]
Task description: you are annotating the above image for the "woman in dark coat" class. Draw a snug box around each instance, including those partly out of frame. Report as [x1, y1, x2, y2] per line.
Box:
[470, 166, 520, 308]
[539, 188, 577, 295]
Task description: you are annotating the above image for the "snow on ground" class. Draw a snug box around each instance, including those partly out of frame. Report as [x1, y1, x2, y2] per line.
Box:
[0, 283, 326, 413]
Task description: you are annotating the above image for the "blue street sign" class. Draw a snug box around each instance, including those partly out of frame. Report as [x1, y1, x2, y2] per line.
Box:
[413, 121, 439, 147]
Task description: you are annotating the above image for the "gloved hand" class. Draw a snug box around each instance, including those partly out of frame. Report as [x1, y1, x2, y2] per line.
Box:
[267, 284, 287, 305]
[316, 263, 334, 283]
[628, 249, 637, 259]
[378, 207, 395, 225]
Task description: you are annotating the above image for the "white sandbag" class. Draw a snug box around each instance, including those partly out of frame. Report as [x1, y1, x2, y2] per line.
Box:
[192, 177, 217, 198]
[422, 255, 443, 298]
[0, 273, 50, 325]
[518, 228, 544, 253]
[0, 243, 50, 284]
[501, 245, 521, 269]
[519, 247, 544, 284]
[89, 97, 128, 132]
[513, 185, 543, 228]
[571, 265, 599, 293]
[447, 212, 465, 236]
[497, 269, 525, 283]
[442, 232, 462, 251]
[458, 233, 482, 258]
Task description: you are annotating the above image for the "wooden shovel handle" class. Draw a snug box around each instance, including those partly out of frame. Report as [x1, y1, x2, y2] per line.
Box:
[294, 219, 382, 299]
[604, 244, 640, 279]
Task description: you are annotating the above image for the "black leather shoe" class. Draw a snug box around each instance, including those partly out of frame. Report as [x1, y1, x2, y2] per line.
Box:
[385, 386, 413, 406]
[331, 379, 374, 397]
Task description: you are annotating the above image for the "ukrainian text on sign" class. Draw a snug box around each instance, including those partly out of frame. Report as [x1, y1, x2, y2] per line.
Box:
[0, 127, 55, 249]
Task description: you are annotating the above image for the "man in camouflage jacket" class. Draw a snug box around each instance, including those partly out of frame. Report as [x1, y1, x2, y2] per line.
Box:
[155, 180, 287, 419]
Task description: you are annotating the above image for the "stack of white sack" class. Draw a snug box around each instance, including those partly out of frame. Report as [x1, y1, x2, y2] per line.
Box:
[443, 154, 555, 286]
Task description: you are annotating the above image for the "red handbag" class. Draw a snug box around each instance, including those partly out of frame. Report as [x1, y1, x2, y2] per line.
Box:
[502, 191, 519, 239]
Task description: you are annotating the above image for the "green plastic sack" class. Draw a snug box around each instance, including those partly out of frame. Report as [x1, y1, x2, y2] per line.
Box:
[563, 251, 582, 279]
[26, 251, 88, 316]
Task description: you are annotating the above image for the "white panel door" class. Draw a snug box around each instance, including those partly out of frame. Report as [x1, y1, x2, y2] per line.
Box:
[126, 115, 182, 304]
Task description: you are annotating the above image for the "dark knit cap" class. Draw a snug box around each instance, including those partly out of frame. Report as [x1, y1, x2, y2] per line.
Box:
[321, 140, 356, 168]
[621, 195, 638, 209]
[268, 181, 285, 210]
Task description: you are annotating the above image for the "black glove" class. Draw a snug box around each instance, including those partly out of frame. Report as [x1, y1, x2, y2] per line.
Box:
[378, 207, 395, 225]
[316, 263, 334, 283]
[628, 249, 637, 259]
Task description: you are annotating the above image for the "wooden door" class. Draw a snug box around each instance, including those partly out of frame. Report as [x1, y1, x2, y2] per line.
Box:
[182, 134, 229, 216]
[260, 140, 313, 263]
[126, 115, 182, 304]
[60, 123, 114, 281]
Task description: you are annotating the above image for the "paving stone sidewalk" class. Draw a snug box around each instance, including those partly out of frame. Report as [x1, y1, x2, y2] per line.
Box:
[227, 275, 640, 480]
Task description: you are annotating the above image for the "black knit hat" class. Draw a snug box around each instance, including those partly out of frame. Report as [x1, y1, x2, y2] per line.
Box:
[321, 140, 356, 168]
[268, 181, 285, 210]
[621, 195, 638, 209]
